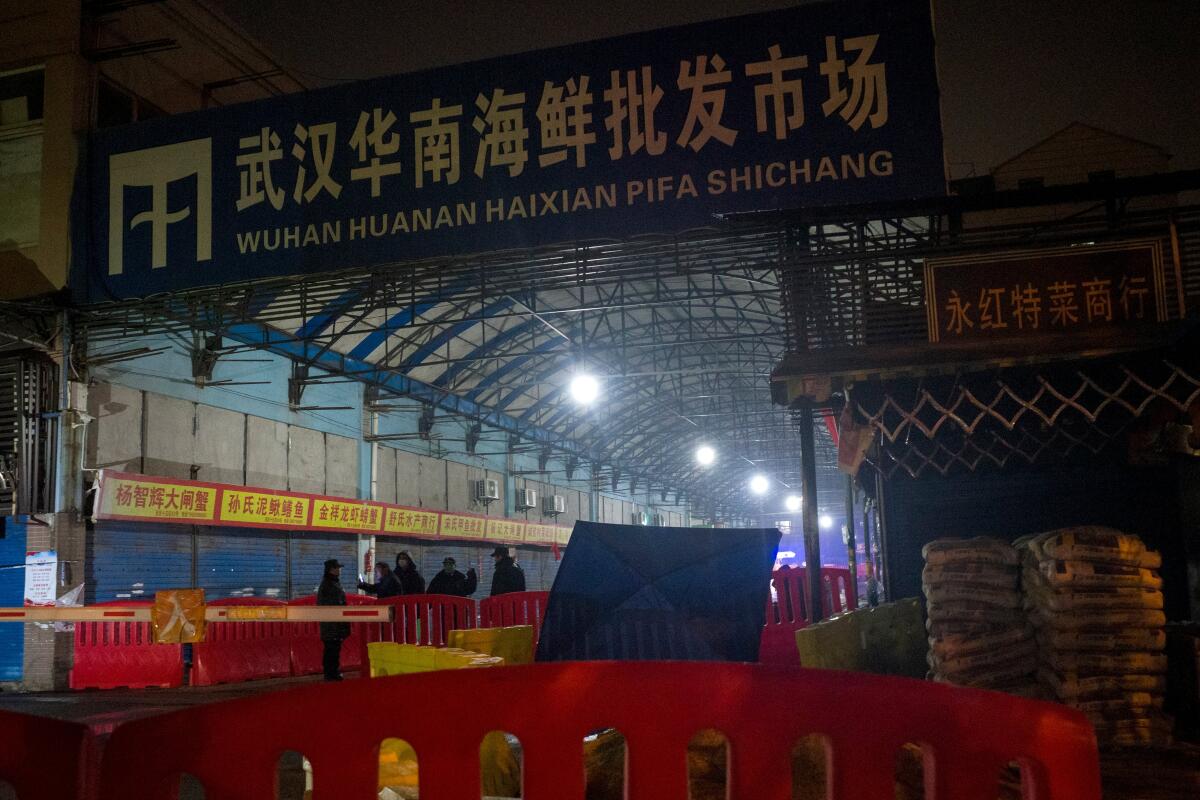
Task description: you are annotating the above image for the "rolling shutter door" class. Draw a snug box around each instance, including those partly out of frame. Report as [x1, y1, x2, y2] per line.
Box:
[195, 526, 288, 601]
[0, 517, 26, 680]
[290, 532, 358, 599]
[86, 521, 193, 604]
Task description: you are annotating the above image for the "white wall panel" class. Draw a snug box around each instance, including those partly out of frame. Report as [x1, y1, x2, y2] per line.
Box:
[288, 426, 325, 494]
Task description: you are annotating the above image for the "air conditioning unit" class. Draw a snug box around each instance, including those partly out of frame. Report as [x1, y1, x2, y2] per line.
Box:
[474, 478, 500, 502]
[543, 494, 567, 515]
[515, 487, 538, 510]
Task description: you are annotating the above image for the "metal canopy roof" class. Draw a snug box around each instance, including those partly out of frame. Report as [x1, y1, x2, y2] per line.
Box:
[78, 222, 844, 521]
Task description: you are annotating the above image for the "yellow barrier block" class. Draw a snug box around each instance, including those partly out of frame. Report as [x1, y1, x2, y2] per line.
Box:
[794, 597, 926, 678]
[447, 625, 535, 665]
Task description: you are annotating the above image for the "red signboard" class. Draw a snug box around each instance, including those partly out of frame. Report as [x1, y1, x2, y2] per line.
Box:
[925, 241, 1167, 344]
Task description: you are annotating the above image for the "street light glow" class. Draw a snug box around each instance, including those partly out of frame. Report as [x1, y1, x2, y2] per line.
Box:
[749, 474, 770, 495]
[785, 495, 802, 512]
[569, 374, 600, 405]
[695, 445, 716, 466]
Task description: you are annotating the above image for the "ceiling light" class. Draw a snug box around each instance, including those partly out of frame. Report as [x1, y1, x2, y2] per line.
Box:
[568, 374, 600, 405]
[749, 474, 769, 495]
[785, 495, 801, 512]
[695, 445, 716, 466]
[819, 514, 833, 529]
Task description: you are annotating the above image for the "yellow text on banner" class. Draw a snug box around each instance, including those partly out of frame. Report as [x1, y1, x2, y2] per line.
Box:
[440, 513, 486, 540]
[311, 500, 382, 532]
[220, 490, 310, 527]
[103, 478, 217, 522]
[485, 518, 525, 543]
[382, 507, 440, 537]
[524, 524, 558, 545]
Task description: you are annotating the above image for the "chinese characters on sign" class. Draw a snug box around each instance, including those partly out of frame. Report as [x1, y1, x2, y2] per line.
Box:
[92, 470, 574, 546]
[524, 524, 559, 545]
[102, 477, 218, 522]
[925, 242, 1166, 344]
[485, 518, 524, 542]
[81, 0, 943, 301]
[312, 500, 381, 532]
[23, 551, 57, 607]
[222, 490, 310, 527]
[440, 514, 487, 540]
[382, 507, 440, 538]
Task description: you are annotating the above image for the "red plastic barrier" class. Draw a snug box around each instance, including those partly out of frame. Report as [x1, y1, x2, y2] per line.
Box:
[69, 601, 183, 690]
[479, 590, 549, 647]
[97, 662, 1103, 800]
[759, 566, 857, 665]
[289, 594, 375, 676]
[191, 598, 291, 687]
[0, 710, 93, 800]
[358, 594, 476, 672]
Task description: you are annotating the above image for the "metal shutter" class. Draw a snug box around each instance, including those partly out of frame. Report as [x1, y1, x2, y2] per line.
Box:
[195, 526, 288, 601]
[0, 517, 26, 680]
[86, 521, 193, 604]
[290, 532, 358, 599]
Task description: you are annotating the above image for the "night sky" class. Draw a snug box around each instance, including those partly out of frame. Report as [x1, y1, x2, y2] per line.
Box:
[213, 0, 1200, 176]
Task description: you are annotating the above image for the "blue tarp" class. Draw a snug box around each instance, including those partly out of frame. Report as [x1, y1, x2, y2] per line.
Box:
[535, 522, 780, 663]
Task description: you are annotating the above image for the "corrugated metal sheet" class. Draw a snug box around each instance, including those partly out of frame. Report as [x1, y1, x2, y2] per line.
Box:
[87, 521, 193, 603]
[196, 526, 288, 601]
[0, 517, 27, 681]
[290, 532, 358, 599]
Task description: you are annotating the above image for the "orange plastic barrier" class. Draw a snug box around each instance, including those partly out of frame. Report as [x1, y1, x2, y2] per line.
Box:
[479, 590, 549, 647]
[191, 598, 291, 686]
[0, 710, 93, 800]
[760, 567, 856, 665]
[289, 594, 377, 676]
[357, 594, 476, 674]
[96, 662, 1102, 800]
[69, 600, 184, 690]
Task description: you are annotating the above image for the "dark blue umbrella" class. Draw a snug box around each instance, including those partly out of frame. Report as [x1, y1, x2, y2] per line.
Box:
[535, 522, 781, 662]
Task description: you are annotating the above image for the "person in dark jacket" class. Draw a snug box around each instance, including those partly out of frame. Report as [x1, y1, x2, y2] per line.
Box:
[394, 551, 426, 594]
[357, 561, 403, 599]
[317, 558, 349, 681]
[489, 546, 526, 596]
[427, 557, 478, 597]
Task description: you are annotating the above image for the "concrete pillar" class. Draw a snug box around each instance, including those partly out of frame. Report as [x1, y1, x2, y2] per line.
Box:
[20, 513, 86, 691]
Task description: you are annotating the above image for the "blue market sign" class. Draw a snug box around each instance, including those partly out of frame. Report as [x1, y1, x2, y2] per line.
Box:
[73, 0, 944, 302]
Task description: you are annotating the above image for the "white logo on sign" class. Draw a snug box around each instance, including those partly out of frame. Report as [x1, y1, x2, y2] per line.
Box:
[108, 138, 213, 275]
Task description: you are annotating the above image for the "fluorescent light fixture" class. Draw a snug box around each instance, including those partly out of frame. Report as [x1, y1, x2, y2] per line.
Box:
[569, 374, 600, 405]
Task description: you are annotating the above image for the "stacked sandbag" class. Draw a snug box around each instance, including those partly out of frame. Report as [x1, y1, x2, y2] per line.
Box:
[1021, 526, 1171, 746]
[922, 538, 1039, 695]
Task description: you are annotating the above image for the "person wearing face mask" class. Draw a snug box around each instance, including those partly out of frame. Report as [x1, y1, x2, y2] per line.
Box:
[426, 556, 478, 597]
[393, 551, 426, 594]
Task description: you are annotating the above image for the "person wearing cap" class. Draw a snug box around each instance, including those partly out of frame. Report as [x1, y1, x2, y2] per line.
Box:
[357, 561, 403, 599]
[427, 557, 478, 597]
[489, 546, 526, 597]
[317, 558, 350, 681]
[394, 551, 426, 595]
